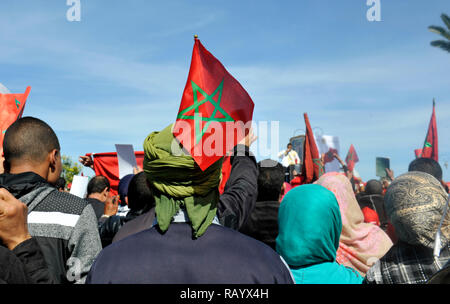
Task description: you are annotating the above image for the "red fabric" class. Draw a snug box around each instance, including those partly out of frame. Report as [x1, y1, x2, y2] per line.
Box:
[361, 207, 380, 226]
[300, 113, 322, 184]
[290, 176, 304, 188]
[416, 102, 438, 162]
[323, 148, 338, 164]
[0, 86, 31, 149]
[280, 182, 292, 202]
[345, 144, 359, 172]
[218, 155, 231, 194]
[86, 152, 144, 196]
[173, 38, 254, 171]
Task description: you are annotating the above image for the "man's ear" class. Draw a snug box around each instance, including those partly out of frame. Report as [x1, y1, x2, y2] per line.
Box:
[49, 149, 59, 172]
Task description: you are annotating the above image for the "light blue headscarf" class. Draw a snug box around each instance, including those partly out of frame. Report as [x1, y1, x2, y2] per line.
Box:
[276, 184, 363, 284]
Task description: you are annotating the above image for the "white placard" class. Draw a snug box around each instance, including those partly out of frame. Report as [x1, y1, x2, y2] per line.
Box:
[69, 175, 89, 198]
[115, 144, 137, 179]
[315, 134, 341, 173]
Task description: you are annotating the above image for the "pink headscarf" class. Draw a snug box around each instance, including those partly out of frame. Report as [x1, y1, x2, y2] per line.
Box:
[315, 172, 393, 276]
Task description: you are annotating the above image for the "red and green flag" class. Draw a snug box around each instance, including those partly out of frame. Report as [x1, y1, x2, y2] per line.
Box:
[301, 113, 323, 184]
[173, 37, 254, 170]
[416, 100, 438, 162]
[345, 144, 359, 172]
[0, 86, 31, 149]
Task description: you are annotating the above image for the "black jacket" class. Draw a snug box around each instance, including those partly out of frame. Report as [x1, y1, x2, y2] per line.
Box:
[0, 172, 102, 284]
[239, 200, 279, 250]
[0, 238, 54, 284]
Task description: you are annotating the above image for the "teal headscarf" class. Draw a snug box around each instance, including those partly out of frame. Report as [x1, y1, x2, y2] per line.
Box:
[276, 184, 363, 284]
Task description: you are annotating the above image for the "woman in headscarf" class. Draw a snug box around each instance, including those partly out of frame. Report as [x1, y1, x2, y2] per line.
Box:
[315, 172, 393, 276]
[365, 171, 450, 284]
[276, 184, 363, 284]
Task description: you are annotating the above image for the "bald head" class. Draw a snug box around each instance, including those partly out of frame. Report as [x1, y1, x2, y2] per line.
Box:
[3, 117, 60, 166]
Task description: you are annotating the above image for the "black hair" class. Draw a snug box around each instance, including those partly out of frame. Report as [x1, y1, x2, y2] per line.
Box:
[257, 159, 285, 201]
[365, 179, 383, 195]
[287, 143, 292, 148]
[54, 177, 66, 190]
[127, 172, 154, 212]
[3, 117, 60, 165]
[408, 158, 443, 181]
[87, 175, 110, 195]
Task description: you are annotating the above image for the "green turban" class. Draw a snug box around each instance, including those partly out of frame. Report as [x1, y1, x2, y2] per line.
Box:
[143, 124, 223, 238]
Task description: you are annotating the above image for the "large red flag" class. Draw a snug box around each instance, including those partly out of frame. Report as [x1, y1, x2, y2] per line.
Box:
[345, 144, 359, 172]
[85, 152, 145, 196]
[416, 100, 438, 162]
[301, 113, 324, 184]
[173, 37, 254, 171]
[0, 86, 31, 149]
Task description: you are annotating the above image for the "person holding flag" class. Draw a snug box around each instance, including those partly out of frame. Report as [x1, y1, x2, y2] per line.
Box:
[86, 37, 294, 284]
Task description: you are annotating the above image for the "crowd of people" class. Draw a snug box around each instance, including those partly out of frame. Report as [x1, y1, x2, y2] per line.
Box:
[0, 116, 449, 284]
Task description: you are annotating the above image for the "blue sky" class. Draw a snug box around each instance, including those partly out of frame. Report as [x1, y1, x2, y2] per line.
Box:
[1, 0, 449, 182]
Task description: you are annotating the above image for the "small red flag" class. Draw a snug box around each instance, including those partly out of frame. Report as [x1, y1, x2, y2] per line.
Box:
[417, 100, 438, 162]
[301, 113, 324, 184]
[0, 86, 31, 150]
[345, 144, 359, 172]
[173, 38, 254, 170]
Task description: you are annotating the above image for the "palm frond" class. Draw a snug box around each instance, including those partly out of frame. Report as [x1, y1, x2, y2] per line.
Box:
[428, 26, 450, 40]
[441, 13, 450, 30]
[431, 40, 450, 53]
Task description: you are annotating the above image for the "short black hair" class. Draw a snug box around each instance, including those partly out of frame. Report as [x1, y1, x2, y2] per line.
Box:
[287, 143, 292, 148]
[87, 175, 110, 195]
[365, 179, 383, 195]
[127, 172, 154, 212]
[408, 158, 442, 181]
[3, 117, 60, 165]
[54, 177, 66, 190]
[257, 159, 285, 201]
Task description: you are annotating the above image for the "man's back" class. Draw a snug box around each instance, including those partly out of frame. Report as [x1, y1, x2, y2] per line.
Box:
[0, 172, 102, 283]
[87, 222, 294, 284]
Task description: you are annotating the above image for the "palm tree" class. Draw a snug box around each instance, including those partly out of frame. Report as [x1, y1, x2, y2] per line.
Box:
[428, 13, 450, 53]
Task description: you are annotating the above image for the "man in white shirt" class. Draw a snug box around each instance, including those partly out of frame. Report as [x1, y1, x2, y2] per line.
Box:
[278, 143, 300, 182]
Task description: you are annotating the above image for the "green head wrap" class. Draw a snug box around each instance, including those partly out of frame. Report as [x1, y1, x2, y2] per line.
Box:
[143, 124, 223, 238]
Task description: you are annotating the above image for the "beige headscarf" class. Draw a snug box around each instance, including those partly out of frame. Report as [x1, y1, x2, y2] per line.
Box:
[385, 171, 449, 249]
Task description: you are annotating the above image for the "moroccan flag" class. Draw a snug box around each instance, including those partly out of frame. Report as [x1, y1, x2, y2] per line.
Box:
[417, 100, 438, 162]
[0, 86, 31, 149]
[173, 37, 254, 171]
[345, 144, 359, 172]
[301, 113, 324, 184]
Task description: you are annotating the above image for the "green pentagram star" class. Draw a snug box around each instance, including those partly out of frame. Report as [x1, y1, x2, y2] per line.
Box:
[313, 158, 324, 177]
[177, 79, 234, 144]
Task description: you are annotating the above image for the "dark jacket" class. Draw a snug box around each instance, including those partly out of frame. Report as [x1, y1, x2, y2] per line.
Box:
[97, 209, 144, 248]
[85, 197, 104, 221]
[87, 222, 294, 284]
[111, 145, 258, 243]
[239, 200, 279, 250]
[0, 238, 54, 284]
[0, 172, 102, 284]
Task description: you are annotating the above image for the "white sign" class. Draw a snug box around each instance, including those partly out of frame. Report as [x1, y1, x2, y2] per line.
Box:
[315, 134, 341, 173]
[115, 144, 137, 179]
[70, 175, 89, 198]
